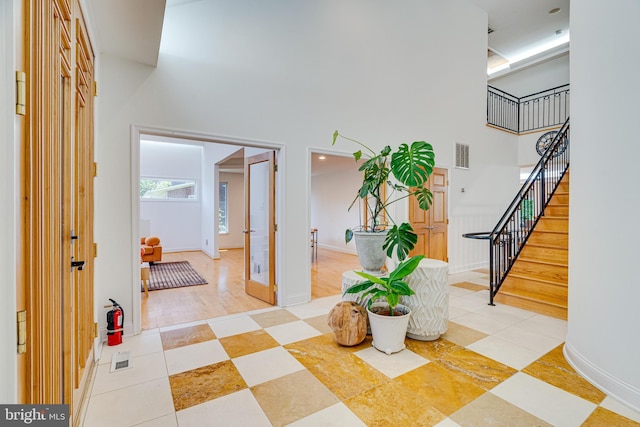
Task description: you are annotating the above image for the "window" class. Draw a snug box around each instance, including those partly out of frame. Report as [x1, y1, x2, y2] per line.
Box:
[219, 182, 228, 233]
[140, 178, 197, 200]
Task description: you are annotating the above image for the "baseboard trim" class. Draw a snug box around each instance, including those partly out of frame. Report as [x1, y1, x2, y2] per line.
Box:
[564, 341, 640, 413]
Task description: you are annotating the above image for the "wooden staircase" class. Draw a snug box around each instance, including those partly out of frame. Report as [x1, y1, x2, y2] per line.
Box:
[494, 172, 569, 319]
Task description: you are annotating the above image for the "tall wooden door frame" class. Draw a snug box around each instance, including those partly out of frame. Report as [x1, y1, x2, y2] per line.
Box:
[17, 0, 96, 423]
[131, 127, 285, 332]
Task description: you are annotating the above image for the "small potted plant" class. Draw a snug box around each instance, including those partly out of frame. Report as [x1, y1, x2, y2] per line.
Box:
[344, 254, 425, 354]
[332, 131, 435, 273]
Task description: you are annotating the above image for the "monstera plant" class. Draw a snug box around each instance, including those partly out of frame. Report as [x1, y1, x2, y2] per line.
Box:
[332, 130, 436, 262]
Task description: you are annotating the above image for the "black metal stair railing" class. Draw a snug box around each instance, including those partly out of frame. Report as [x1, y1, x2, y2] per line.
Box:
[488, 84, 570, 134]
[464, 117, 570, 305]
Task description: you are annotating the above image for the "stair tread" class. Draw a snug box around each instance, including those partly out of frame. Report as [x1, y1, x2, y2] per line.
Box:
[496, 292, 567, 308]
[507, 273, 567, 287]
[518, 257, 568, 268]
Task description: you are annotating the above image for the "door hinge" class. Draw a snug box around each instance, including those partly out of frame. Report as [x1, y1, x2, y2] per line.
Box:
[92, 162, 98, 177]
[93, 243, 98, 258]
[274, 164, 278, 172]
[93, 322, 99, 339]
[274, 284, 278, 292]
[93, 81, 98, 97]
[16, 71, 26, 115]
[17, 310, 27, 354]
[274, 224, 278, 232]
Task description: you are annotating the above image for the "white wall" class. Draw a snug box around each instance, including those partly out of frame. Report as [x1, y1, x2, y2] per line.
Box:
[490, 54, 570, 97]
[139, 140, 203, 251]
[566, 0, 640, 411]
[94, 0, 519, 334]
[219, 172, 245, 249]
[311, 161, 362, 254]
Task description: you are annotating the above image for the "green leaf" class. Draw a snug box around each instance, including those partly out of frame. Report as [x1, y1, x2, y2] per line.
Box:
[345, 228, 354, 243]
[383, 223, 418, 261]
[353, 271, 387, 285]
[388, 255, 425, 281]
[390, 141, 435, 187]
[332, 130, 339, 145]
[353, 150, 362, 161]
[414, 187, 434, 211]
[387, 293, 399, 310]
[389, 280, 415, 297]
[343, 281, 375, 295]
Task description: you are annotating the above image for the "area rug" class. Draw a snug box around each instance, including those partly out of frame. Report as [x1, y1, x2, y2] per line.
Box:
[146, 261, 208, 291]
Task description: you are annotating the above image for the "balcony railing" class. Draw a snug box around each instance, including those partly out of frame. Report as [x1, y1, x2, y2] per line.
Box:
[487, 84, 569, 134]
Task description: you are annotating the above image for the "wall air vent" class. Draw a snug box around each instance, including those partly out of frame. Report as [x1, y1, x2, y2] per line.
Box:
[488, 27, 494, 34]
[455, 143, 470, 169]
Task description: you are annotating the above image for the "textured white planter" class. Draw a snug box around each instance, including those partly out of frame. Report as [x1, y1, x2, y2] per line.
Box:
[367, 302, 411, 355]
[353, 231, 387, 275]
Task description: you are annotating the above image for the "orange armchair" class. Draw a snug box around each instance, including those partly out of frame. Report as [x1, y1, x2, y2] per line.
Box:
[140, 236, 162, 264]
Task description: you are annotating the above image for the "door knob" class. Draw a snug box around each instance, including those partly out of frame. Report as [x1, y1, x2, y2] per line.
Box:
[425, 226, 435, 230]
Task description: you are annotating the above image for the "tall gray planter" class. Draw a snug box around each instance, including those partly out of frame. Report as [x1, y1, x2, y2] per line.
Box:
[353, 231, 387, 275]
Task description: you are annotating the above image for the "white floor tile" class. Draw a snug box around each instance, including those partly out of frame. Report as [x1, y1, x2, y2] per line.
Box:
[84, 377, 174, 427]
[159, 319, 207, 332]
[447, 305, 471, 320]
[233, 346, 305, 387]
[99, 332, 163, 365]
[467, 335, 542, 370]
[176, 389, 271, 427]
[473, 304, 534, 327]
[600, 396, 640, 423]
[164, 339, 229, 375]
[434, 418, 462, 427]
[490, 372, 596, 426]
[286, 403, 367, 426]
[207, 315, 262, 338]
[265, 320, 323, 345]
[493, 324, 563, 354]
[354, 347, 429, 378]
[515, 314, 568, 341]
[132, 413, 178, 427]
[452, 311, 509, 335]
[91, 351, 168, 395]
[449, 291, 491, 313]
[284, 298, 337, 319]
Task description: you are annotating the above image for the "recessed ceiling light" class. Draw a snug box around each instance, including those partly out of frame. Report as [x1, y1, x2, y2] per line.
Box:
[318, 155, 326, 160]
[548, 7, 561, 15]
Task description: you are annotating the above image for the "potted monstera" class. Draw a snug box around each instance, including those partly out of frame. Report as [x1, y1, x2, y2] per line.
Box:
[344, 254, 425, 354]
[332, 131, 435, 273]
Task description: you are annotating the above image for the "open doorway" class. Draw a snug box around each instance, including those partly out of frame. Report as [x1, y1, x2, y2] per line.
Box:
[133, 128, 282, 330]
[309, 151, 362, 298]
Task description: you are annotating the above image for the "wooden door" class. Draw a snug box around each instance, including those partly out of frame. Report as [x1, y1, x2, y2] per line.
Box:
[244, 151, 277, 304]
[409, 167, 448, 261]
[18, 0, 96, 422]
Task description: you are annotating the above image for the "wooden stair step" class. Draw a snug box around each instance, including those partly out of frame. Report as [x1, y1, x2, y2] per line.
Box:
[527, 230, 568, 249]
[500, 275, 568, 301]
[519, 245, 568, 264]
[545, 205, 569, 217]
[509, 260, 568, 283]
[494, 292, 567, 320]
[536, 217, 568, 232]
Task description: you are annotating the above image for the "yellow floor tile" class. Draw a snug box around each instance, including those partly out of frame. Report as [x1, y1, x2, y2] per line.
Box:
[251, 370, 339, 427]
[286, 334, 389, 400]
[581, 407, 640, 426]
[441, 322, 488, 348]
[451, 281, 489, 291]
[405, 337, 463, 361]
[523, 344, 607, 404]
[345, 379, 447, 426]
[169, 360, 247, 411]
[395, 363, 486, 416]
[160, 324, 216, 350]
[250, 309, 299, 328]
[218, 329, 280, 358]
[436, 348, 517, 391]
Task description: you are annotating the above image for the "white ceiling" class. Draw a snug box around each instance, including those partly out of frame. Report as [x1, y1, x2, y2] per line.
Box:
[86, 0, 570, 73]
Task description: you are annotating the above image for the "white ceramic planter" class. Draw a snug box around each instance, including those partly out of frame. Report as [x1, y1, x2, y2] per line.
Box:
[367, 302, 411, 355]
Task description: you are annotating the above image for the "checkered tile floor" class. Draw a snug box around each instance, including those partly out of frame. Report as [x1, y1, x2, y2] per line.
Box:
[81, 271, 640, 426]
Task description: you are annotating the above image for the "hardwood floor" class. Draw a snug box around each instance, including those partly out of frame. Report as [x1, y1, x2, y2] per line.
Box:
[141, 248, 360, 329]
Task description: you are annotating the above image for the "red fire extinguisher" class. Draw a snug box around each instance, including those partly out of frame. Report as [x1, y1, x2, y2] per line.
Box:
[107, 298, 124, 346]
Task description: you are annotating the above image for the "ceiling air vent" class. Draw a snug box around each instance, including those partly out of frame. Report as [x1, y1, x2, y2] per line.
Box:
[455, 143, 469, 169]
